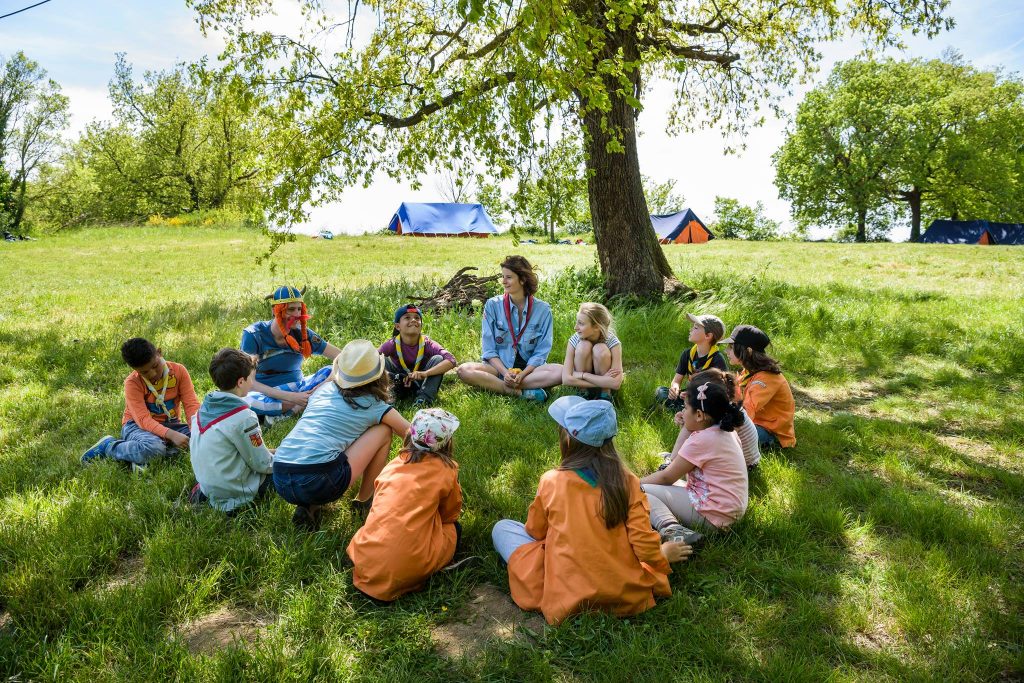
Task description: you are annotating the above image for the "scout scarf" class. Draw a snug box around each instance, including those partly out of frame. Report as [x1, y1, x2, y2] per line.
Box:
[687, 343, 721, 374]
[394, 333, 425, 373]
[502, 294, 534, 350]
[273, 302, 312, 358]
[142, 365, 177, 420]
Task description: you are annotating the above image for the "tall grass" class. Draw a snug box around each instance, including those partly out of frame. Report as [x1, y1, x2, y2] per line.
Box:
[0, 226, 1021, 681]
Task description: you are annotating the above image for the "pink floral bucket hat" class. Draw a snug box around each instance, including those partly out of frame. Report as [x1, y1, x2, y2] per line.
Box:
[409, 408, 460, 451]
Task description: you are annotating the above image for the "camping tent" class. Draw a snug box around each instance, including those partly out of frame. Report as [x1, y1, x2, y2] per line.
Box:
[920, 220, 1024, 245]
[387, 202, 498, 238]
[651, 209, 713, 244]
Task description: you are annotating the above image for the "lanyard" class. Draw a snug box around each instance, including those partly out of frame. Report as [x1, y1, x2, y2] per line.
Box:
[502, 294, 534, 350]
[142, 365, 175, 419]
[688, 344, 720, 374]
[395, 335, 425, 373]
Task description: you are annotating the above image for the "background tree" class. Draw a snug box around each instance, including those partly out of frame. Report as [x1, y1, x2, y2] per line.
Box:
[189, 0, 951, 297]
[712, 196, 781, 241]
[513, 128, 589, 241]
[0, 52, 69, 234]
[643, 176, 686, 215]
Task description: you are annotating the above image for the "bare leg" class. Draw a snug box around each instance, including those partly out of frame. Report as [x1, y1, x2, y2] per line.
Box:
[573, 340, 593, 374]
[521, 363, 564, 389]
[592, 343, 612, 375]
[456, 362, 517, 395]
[345, 424, 394, 501]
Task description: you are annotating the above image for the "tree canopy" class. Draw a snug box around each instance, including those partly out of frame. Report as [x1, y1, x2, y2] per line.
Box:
[775, 55, 1024, 242]
[189, 0, 951, 293]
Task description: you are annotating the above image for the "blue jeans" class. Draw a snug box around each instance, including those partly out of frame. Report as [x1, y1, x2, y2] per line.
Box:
[272, 451, 352, 508]
[755, 425, 780, 449]
[108, 420, 190, 465]
[491, 519, 537, 563]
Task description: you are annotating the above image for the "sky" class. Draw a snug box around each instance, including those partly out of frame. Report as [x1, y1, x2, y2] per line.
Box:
[2, 0, 1023, 240]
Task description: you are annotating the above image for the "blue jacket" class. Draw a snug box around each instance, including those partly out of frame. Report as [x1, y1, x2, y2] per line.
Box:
[481, 294, 554, 369]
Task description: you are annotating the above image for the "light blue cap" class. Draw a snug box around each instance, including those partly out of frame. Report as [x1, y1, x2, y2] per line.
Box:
[548, 395, 617, 447]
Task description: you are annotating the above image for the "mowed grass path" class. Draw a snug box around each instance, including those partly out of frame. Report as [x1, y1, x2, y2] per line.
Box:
[0, 226, 1021, 681]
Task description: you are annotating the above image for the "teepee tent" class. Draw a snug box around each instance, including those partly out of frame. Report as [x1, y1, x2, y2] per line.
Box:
[651, 209, 713, 244]
[387, 202, 499, 238]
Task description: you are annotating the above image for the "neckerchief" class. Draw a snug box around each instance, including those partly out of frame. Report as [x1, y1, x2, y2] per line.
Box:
[142, 365, 175, 419]
[738, 370, 755, 393]
[503, 294, 534, 350]
[395, 334, 425, 373]
[688, 344, 720, 374]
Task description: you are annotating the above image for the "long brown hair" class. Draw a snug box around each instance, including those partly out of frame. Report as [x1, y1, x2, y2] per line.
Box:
[500, 255, 539, 298]
[400, 433, 457, 468]
[734, 345, 781, 375]
[339, 372, 392, 408]
[557, 429, 629, 529]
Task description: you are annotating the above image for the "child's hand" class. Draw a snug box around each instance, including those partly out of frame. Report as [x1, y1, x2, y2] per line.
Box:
[166, 430, 189, 448]
[661, 540, 693, 564]
[607, 368, 623, 379]
[673, 411, 685, 426]
[409, 371, 426, 382]
[668, 383, 680, 400]
[285, 390, 312, 407]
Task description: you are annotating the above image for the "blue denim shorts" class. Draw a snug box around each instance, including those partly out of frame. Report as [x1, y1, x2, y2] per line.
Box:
[272, 451, 352, 507]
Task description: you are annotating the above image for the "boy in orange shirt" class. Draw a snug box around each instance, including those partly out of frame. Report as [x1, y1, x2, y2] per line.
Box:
[721, 325, 796, 448]
[491, 396, 691, 625]
[81, 338, 200, 471]
[347, 408, 463, 601]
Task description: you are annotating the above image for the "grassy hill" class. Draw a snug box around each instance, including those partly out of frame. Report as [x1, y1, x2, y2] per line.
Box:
[0, 225, 1021, 681]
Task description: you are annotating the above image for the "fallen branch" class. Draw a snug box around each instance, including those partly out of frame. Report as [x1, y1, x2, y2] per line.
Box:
[410, 266, 499, 313]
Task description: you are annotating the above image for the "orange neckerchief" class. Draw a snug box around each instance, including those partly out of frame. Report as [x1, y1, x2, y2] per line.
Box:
[273, 302, 312, 358]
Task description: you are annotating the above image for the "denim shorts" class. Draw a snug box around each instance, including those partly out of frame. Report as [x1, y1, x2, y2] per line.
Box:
[272, 451, 352, 507]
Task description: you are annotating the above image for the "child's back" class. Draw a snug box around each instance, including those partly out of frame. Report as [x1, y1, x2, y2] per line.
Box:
[347, 450, 462, 601]
[507, 467, 670, 624]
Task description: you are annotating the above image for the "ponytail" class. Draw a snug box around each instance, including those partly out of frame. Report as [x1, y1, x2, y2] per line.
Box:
[685, 380, 745, 432]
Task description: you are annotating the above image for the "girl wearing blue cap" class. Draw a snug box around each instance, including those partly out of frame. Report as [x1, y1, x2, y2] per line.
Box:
[491, 396, 690, 625]
[456, 255, 562, 402]
[240, 286, 341, 421]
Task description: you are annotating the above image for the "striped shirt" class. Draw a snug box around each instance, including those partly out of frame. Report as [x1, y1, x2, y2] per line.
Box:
[568, 332, 621, 350]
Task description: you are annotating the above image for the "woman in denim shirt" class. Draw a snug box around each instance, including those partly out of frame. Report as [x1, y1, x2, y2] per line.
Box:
[456, 255, 562, 401]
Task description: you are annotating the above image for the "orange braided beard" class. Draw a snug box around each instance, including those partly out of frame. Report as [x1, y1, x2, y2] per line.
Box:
[273, 303, 312, 358]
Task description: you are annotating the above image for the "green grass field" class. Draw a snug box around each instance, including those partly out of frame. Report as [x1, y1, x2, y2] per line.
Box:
[1, 225, 1022, 681]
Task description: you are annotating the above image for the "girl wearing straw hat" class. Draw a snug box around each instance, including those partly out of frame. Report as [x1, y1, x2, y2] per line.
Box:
[272, 340, 411, 530]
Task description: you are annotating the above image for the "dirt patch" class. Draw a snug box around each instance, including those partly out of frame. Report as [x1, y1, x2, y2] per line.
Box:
[793, 383, 880, 416]
[431, 584, 546, 660]
[178, 607, 272, 655]
[935, 435, 1022, 475]
[0, 611, 10, 631]
[100, 555, 145, 593]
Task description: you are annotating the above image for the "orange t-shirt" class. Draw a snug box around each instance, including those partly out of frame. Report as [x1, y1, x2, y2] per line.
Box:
[347, 451, 462, 601]
[741, 371, 796, 447]
[507, 468, 671, 625]
[121, 361, 200, 439]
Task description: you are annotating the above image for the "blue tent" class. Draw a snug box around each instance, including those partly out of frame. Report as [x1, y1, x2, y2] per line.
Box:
[387, 202, 499, 238]
[651, 209, 713, 244]
[921, 220, 1024, 245]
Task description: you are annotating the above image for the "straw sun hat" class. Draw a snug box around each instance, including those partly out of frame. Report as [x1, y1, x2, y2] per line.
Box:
[332, 339, 386, 389]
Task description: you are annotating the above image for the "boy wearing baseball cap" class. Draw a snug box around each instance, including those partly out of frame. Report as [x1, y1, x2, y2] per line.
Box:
[655, 313, 729, 412]
[378, 304, 457, 407]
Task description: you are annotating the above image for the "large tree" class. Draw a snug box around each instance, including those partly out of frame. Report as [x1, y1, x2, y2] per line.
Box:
[190, 0, 950, 295]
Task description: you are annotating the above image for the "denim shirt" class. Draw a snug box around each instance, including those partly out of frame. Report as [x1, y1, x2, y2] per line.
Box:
[481, 294, 554, 368]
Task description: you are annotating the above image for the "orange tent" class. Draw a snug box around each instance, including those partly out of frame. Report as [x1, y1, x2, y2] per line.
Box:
[650, 209, 713, 244]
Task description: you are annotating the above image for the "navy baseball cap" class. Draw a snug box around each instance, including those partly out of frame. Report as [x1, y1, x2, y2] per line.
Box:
[720, 324, 770, 352]
[393, 304, 422, 324]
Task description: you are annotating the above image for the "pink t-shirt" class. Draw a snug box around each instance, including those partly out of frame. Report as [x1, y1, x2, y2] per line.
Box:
[681, 425, 749, 528]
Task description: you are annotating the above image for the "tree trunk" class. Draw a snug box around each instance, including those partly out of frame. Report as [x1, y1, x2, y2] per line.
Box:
[580, 92, 674, 298]
[856, 207, 867, 243]
[908, 187, 923, 241]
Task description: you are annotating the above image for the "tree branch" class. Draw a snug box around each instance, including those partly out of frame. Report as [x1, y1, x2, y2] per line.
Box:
[365, 70, 518, 128]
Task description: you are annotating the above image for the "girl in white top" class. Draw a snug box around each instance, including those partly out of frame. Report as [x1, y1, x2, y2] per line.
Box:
[560, 302, 624, 400]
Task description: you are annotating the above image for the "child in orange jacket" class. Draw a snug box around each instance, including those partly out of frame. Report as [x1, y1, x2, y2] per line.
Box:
[491, 396, 692, 625]
[347, 408, 463, 601]
[721, 325, 796, 448]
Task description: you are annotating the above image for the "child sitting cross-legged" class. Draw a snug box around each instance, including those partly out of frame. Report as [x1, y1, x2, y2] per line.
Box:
[272, 340, 411, 531]
[560, 302, 624, 401]
[347, 408, 463, 601]
[721, 324, 796, 449]
[81, 337, 199, 472]
[654, 313, 728, 412]
[492, 396, 691, 625]
[378, 304, 457, 407]
[187, 348, 275, 514]
[641, 379, 749, 548]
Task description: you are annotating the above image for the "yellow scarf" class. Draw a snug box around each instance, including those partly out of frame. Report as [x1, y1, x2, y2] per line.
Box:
[688, 344, 721, 374]
[395, 334, 425, 373]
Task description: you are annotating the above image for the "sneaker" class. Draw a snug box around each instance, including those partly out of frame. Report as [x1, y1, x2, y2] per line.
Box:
[520, 388, 548, 403]
[130, 462, 148, 475]
[292, 505, 321, 531]
[350, 496, 373, 517]
[656, 451, 674, 471]
[81, 436, 115, 465]
[263, 414, 286, 428]
[659, 523, 705, 551]
[413, 397, 431, 408]
[188, 483, 208, 506]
